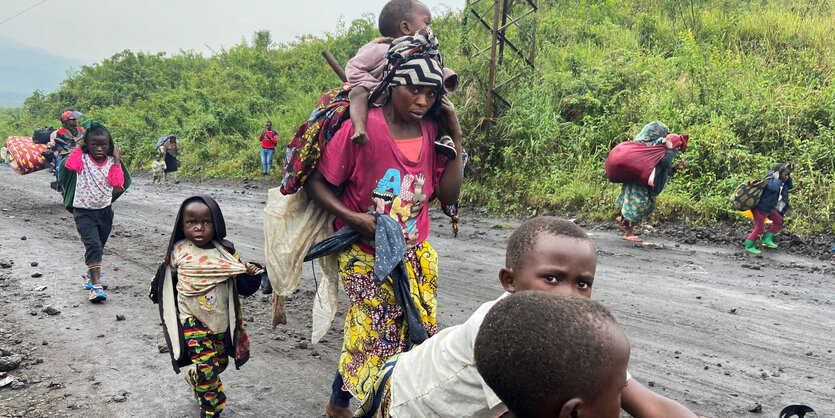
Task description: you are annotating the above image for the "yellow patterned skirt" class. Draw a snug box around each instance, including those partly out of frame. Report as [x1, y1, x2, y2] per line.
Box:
[336, 241, 439, 400]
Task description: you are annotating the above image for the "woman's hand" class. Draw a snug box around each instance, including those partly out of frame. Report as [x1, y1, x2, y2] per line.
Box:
[350, 212, 377, 240]
[675, 160, 687, 170]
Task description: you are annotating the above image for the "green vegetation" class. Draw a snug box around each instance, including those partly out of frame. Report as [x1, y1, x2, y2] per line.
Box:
[1, 1, 833, 233]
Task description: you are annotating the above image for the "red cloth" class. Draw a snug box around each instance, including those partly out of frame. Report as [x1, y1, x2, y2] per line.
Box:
[605, 134, 687, 185]
[5, 136, 49, 175]
[605, 142, 668, 185]
[259, 130, 278, 149]
[666, 133, 688, 152]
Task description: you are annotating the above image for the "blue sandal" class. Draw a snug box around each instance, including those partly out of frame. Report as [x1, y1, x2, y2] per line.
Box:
[83, 274, 107, 290]
[89, 285, 107, 303]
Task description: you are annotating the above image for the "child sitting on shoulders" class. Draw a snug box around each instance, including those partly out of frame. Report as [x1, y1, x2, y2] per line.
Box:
[346, 0, 458, 158]
[58, 120, 130, 303]
[151, 153, 166, 184]
[149, 195, 263, 418]
[475, 291, 630, 418]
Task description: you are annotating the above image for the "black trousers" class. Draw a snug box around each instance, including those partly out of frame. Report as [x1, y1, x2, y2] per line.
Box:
[73, 206, 114, 265]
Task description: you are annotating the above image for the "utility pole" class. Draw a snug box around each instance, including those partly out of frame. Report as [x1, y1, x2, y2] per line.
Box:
[464, 0, 538, 131]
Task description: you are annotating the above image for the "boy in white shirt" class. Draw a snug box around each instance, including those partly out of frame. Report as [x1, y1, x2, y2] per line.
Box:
[354, 216, 698, 418]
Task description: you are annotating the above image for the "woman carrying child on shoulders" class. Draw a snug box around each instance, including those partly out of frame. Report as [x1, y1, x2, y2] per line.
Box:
[307, 34, 463, 418]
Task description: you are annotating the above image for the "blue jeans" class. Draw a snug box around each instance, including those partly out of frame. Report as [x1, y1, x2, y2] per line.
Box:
[261, 147, 275, 174]
[330, 371, 352, 408]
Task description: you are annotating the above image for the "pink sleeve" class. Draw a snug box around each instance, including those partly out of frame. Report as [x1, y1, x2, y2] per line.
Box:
[108, 162, 125, 187]
[64, 148, 84, 172]
[345, 43, 388, 91]
[317, 122, 357, 187]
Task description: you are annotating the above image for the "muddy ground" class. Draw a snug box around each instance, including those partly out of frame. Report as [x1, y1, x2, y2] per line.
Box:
[0, 165, 833, 418]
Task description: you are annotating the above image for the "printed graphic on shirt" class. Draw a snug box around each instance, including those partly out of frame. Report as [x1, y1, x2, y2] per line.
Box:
[198, 290, 217, 311]
[369, 168, 427, 245]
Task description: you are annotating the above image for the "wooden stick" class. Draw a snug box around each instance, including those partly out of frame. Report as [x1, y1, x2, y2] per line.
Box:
[322, 50, 348, 83]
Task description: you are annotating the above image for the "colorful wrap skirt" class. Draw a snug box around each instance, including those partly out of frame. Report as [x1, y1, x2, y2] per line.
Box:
[616, 182, 656, 224]
[354, 354, 400, 418]
[337, 241, 439, 401]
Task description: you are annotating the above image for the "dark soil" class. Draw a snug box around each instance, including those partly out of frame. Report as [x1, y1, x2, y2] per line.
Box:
[0, 166, 833, 418]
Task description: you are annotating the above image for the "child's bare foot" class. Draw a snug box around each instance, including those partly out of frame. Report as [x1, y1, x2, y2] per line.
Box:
[325, 400, 352, 418]
[351, 131, 369, 144]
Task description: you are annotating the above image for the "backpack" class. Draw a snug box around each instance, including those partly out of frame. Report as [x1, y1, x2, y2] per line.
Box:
[731, 178, 768, 211]
[280, 86, 351, 195]
[33, 127, 56, 144]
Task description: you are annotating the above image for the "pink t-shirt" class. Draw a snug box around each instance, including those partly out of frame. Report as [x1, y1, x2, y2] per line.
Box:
[317, 107, 447, 252]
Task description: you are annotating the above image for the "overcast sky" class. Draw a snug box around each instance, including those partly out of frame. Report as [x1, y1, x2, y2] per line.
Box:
[0, 0, 465, 62]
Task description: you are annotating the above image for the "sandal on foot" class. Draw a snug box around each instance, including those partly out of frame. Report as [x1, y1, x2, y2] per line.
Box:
[83, 274, 107, 290]
[89, 285, 106, 303]
[434, 137, 457, 160]
[622, 235, 643, 243]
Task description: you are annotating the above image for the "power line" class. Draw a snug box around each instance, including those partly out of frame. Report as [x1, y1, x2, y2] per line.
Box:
[0, 0, 50, 26]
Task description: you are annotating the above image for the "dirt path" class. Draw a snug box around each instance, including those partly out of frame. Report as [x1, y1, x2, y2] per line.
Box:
[0, 166, 833, 418]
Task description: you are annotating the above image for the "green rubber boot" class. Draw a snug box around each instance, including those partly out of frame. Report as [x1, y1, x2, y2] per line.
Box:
[745, 239, 762, 254]
[762, 232, 778, 248]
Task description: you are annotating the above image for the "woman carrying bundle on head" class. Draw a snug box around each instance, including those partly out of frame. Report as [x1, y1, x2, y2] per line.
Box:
[611, 121, 688, 242]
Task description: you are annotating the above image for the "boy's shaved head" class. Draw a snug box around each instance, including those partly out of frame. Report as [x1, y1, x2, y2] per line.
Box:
[506, 216, 594, 270]
[474, 292, 630, 417]
[379, 0, 421, 37]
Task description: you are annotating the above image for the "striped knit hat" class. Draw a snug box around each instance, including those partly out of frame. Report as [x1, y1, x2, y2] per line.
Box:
[369, 29, 444, 102]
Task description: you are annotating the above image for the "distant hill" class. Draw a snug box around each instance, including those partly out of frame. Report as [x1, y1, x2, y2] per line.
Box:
[0, 35, 86, 107]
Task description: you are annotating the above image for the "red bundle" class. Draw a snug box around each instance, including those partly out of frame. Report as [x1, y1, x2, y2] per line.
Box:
[5, 136, 49, 175]
[605, 134, 687, 185]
